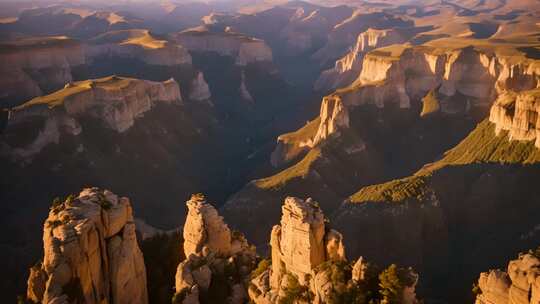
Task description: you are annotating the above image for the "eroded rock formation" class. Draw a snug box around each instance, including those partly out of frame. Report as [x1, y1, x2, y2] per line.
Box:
[475, 250, 540, 304]
[248, 196, 418, 304]
[0, 37, 86, 105]
[170, 29, 273, 66]
[489, 88, 540, 148]
[1, 76, 181, 161]
[315, 28, 409, 91]
[86, 29, 193, 66]
[26, 188, 147, 304]
[271, 95, 349, 167]
[174, 194, 257, 304]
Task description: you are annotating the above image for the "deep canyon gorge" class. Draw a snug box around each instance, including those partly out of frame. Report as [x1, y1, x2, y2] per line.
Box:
[1, 0, 540, 303]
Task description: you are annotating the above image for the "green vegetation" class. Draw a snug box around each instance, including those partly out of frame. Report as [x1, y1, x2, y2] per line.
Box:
[350, 120, 540, 204]
[15, 76, 135, 110]
[433, 120, 540, 166]
[472, 282, 482, 297]
[191, 193, 206, 201]
[420, 90, 441, 117]
[97, 192, 112, 210]
[350, 176, 428, 204]
[378, 264, 417, 304]
[279, 273, 313, 304]
[251, 258, 271, 279]
[255, 148, 322, 189]
[276, 117, 321, 162]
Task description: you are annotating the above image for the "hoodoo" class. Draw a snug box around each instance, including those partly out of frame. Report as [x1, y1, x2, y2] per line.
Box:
[26, 188, 148, 304]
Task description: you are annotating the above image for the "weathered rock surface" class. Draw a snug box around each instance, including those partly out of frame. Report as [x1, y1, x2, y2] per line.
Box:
[2, 76, 181, 161]
[271, 95, 349, 167]
[0, 37, 85, 105]
[174, 194, 256, 304]
[170, 28, 272, 66]
[315, 28, 409, 91]
[489, 88, 540, 148]
[26, 188, 148, 304]
[86, 29, 193, 66]
[248, 196, 418, 304]
[0, 32, 194, 106]
[475, 251, 540, 304]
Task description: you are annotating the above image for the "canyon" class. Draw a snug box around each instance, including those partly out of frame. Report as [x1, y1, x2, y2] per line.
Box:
[1, 0, 540, 303]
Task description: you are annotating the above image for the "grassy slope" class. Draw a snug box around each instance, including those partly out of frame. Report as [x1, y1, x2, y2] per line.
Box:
[350, 120, 540, 203]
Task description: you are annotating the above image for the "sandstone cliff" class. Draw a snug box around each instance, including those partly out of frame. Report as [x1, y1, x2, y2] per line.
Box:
[0, 37, 86, 106]
[489, 88, 540, 148]
[297, 44, 540, 158]
[336, 45, 540, 111]
[170, 28, 273, 66]
[271, 95, 349, 167]
[173, 194, 257, 304]
[248, 196, 418, 304]
[2, 76, 181, 161]
[86, 29, 193, 66]
[475, 250, 540, 304]
[26, 187, 148, 304]
[0, 31, 195, 106]
[315, 28, 410, 91]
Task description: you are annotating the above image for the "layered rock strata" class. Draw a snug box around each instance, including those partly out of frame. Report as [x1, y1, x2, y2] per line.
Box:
[26, 188, 148, 304]
[1, 76, 182, 161]
[0, 31, 195, 106]
[475, 250, 540, 304]
[315, 28, 410, 91]
[86, 29, 193, 66]
[0, 37, 86, 105]
[271, 95, 349, 166]
[170, 29, 273, 66]
[174, 194, 257, 304]
[489, 88, 540, 148]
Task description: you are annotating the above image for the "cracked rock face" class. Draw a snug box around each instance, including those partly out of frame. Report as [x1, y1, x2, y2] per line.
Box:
[174, 194, 256, 304]
[475, 252, 540, 304]
[26, 188, 148, 304]
[489, 88, 540, 148]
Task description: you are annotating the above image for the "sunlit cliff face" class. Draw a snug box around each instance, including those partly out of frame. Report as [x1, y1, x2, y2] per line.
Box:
[1, 0, 540, 303]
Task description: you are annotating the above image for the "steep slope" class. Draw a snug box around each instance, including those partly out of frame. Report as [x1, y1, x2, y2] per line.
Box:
[332, 117, 540, 302]
[0, 76, 222, 300]
[0, 31, 196, 107]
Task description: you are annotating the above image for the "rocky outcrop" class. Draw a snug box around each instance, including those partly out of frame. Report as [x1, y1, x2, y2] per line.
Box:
[189, 72, 211, 102]
[86, 29, 193, 66]
[475, 250, 540, 304]
[315, 28, 409, 91]
[271, 95, 349, 167]
[0, 37, 86, 106]
[26, 188, 148, 304]
[489, 88, 540, 148]
[270, 197, 345, 286]
[0, 31, 194, 106]
[170, 29, 273, 66]
[174, 194, 257, 304]
[248, 196, 418, 304]
[2, 76, 181, 161]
